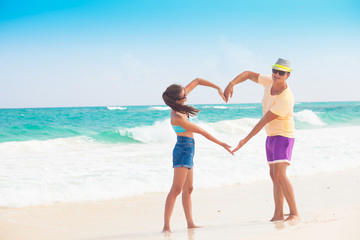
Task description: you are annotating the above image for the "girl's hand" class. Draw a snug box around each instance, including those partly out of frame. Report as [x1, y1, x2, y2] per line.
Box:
[218, 88, 227, 102]
[221, 142, 234, 155]
[232, 139, 246, 153]
[223, 84, 234, 103]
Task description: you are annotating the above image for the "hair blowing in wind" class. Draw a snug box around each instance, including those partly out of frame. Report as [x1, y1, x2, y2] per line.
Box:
[162, 84, 199, 116]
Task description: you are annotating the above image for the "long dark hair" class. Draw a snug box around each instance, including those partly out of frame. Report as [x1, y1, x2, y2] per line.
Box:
[162, 84, 199, 116]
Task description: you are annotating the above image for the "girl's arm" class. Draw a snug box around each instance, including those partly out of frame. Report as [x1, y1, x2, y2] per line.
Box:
[173, 115, 233, 155]
[224, 71, 260, 102]
[184, 78, 226, 101]
[232, 110, 278, 153]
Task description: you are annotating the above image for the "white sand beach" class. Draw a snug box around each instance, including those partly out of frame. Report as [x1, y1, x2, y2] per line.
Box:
[1, 167, 359, 240]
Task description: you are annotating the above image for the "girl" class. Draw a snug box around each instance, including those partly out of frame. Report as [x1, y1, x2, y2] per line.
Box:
[161, 78, 233, 233]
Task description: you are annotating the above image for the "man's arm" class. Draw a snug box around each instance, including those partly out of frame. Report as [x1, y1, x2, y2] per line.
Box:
[224, 71, 260, 102]
[232, 110, 278, 153]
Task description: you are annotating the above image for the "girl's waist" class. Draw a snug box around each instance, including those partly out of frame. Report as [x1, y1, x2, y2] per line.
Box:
[176, 136, 194, 143]
[176, 131, 194, 138]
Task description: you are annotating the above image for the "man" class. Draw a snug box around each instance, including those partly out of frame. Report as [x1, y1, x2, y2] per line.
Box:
[224, 58, 299, 221]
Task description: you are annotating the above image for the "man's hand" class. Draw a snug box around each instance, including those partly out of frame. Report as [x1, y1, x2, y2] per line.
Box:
[232, 139, 247, 153]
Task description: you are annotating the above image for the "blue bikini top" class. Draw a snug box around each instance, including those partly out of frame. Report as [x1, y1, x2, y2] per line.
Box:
[171, 113, 190, 133]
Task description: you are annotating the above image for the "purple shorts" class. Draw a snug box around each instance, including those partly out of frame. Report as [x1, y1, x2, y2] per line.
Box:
[266, 136, 295, 165]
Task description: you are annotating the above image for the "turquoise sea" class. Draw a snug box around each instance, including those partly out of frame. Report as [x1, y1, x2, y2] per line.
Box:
[1, 101, 360, 207]
[1, 101, 360, 144]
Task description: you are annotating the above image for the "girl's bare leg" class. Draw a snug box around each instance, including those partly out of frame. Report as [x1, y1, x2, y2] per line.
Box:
[181, 168, 200, 228]
[162, 167, 189, 232]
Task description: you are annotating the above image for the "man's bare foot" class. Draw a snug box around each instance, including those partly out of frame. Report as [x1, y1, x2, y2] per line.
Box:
[162, 227, 171, 233]
[187, 223, 202, 229]
[270, 215, 285, 222]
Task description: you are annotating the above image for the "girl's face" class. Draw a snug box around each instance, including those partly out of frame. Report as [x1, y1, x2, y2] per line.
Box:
[176, 89, 187, 104]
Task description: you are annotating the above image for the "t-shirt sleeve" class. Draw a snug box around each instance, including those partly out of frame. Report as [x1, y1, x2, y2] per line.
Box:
[258, 74, 272, 87]
[270, 97, 293, 117]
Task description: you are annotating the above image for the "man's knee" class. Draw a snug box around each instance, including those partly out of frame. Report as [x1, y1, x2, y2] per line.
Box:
[273, 171, 287, 183]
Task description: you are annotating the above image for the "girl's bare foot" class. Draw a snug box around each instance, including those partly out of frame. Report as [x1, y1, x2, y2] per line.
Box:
[285, 214, 300, 222]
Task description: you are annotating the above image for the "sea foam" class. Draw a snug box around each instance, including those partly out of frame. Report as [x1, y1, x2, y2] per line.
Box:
[203, 106, 229, 109]
[150, 106, 171, 111]
[294, 109, 326, 126]
[107, 106, 127, 110]
[1, 123, 360, 207]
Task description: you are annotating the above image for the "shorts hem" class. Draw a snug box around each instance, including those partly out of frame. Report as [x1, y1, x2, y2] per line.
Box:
[268, 159, 291, 165]
[173, 164, 193, 169]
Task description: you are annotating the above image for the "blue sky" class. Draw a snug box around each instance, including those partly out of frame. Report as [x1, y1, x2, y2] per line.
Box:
[1, 0, 360, 108]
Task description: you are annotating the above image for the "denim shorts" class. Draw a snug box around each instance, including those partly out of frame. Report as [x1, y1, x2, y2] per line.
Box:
[266, 135, 295, 165]
[172, 136, 195, 169]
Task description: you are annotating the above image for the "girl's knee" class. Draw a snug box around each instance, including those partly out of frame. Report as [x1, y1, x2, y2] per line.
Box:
[182, 186, 193, 195]
[170, 187, 182, 197]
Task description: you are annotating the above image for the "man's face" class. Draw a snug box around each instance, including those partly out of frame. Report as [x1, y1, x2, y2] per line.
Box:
[272, 69, 290, 82]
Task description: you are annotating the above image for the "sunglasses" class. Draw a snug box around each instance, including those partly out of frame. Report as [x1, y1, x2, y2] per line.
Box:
[177, 90, 187, 100]
[272, 69, 288, 76]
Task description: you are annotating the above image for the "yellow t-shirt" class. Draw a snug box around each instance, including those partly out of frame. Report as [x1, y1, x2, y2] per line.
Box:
[258, 75, 295, 138]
